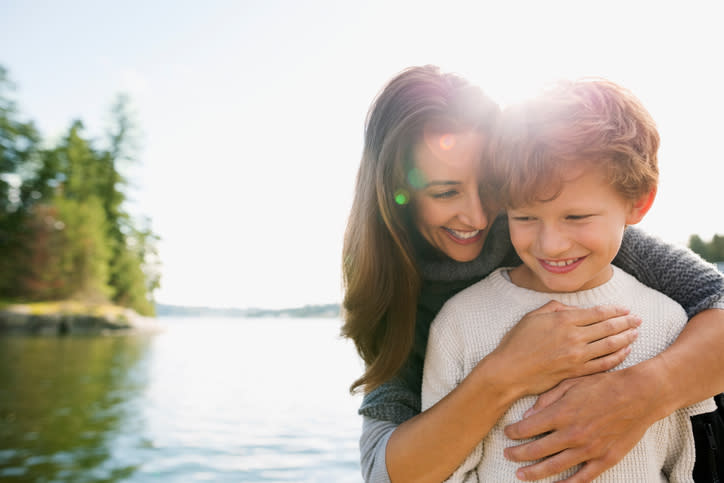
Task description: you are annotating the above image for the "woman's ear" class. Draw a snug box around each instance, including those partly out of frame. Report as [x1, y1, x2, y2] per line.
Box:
[626, 187, 657, 225]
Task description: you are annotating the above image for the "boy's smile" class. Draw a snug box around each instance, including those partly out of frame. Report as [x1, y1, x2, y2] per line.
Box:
[539, 256, 586, 273]
[507, 166, 643, 293]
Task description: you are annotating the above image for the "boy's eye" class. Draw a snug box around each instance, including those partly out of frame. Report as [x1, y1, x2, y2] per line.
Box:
[566, 214, 592, 221]
[511, 215, 535, 222]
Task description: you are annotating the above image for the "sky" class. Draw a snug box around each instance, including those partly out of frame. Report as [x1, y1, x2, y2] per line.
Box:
[1, 0, 723, 309]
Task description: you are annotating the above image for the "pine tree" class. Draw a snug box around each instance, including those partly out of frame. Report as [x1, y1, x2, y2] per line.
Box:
[688, 234, 724, 263]
[0, 65, 160, 315]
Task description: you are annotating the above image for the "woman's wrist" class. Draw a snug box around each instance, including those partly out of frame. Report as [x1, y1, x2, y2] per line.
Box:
[473, 351, 530, 408]
[628, 309, 724, 419]
[617, 356, 679, 424]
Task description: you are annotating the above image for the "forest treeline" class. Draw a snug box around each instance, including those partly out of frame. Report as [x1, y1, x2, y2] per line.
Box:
[0, 66, 159, 316]
[688, 234, 724, 264]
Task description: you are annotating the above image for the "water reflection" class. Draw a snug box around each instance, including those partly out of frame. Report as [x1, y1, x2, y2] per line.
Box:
[0, 334, 151, 482]
[0, 318, 364, 482]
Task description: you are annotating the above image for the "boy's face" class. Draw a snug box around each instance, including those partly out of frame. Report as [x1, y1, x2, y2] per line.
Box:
[507, 166, 639, 293]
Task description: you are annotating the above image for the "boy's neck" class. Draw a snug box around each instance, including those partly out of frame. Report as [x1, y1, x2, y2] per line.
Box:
[508, 263, 614, 293]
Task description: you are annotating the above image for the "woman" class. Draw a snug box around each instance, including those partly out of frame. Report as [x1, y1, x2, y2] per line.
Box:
[342, 65, 724, 482]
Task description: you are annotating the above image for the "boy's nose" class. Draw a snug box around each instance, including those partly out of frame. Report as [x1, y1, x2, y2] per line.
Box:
[538, 225, 571, 256]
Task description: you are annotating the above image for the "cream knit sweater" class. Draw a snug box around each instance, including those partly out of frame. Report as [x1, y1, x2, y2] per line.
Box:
[422, 266, 716, 482]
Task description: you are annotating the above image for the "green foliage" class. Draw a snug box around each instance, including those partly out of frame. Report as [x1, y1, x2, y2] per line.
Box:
[0, 65, 160, 315]
[55, 197, 113, 300]
[15, 203, 68, 300]
[0, 66, 40, 214]
[0, 66, 42, 296]
[688, 234, 724, 263]
[109, 246, 155, 316]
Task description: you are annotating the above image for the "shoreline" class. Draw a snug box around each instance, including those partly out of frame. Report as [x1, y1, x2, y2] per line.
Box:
[0, 301, 162, 335]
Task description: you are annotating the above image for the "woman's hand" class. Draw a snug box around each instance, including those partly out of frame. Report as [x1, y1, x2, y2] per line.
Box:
[502, 369, 658, 482]
[488, 301, 641, 397]
[502, 308, 724, 482]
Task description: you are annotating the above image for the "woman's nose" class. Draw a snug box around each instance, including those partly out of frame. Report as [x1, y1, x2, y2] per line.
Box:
[458, 191, 488, 230]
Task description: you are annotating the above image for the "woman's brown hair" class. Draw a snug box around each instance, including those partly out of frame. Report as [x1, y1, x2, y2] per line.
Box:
[342, 65, 499, 393]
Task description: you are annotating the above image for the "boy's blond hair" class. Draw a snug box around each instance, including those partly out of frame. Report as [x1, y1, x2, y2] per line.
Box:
[485, 78, 659, 208]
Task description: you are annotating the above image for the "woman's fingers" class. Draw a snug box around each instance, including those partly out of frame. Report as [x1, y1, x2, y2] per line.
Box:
[584, 324, 639, 361]
[522, 378, 582, 418]
[580, 345, 632, 376]
[582, 313, 641, 343]
[558, 304, 630, 327]
[505, 371, 652, 481]
[497, 303, 638, 395]
[512, 439, 630, 483]
[513, 448, 592, 482]
[504, 400, 562, 442]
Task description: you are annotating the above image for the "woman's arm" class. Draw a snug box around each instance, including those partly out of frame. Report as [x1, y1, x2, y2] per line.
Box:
[613, 226, 724, 316]
[504, 307, 724, 482]
[360, 416, 396, 483]
[380, 303, 640, 483]
[502, 227, 724, 482]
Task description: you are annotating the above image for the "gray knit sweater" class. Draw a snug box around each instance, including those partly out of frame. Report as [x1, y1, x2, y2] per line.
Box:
[358, 216, 724, 482]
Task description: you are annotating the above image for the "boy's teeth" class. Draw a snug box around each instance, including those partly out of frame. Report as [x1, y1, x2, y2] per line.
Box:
[448, 229, 480, 239]
[546, 258, 579, 267]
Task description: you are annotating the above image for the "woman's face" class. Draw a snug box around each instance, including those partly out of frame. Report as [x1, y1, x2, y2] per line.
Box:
[411, 130, 489, 262]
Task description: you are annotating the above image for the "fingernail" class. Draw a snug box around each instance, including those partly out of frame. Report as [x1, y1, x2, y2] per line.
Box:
[516, 469, 527, 480]
[634, 316, 642, 326]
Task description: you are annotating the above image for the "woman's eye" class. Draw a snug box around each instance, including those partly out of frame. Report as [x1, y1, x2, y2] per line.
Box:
[511, 216, 534, 222]
[432, 190, 458, 199]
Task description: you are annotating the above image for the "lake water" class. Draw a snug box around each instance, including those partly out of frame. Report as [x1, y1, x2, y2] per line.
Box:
[0, 317, 365, 482]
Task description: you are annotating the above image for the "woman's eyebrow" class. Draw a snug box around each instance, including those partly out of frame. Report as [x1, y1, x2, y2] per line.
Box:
[423, 180, 460, 188]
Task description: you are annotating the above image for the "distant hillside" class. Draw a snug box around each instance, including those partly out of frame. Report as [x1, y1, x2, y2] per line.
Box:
[155, 303, 340, 318]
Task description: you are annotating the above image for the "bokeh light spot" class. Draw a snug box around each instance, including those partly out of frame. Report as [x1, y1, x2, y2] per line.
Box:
[407, 168, 426, 189]
[394, 188, 410, 205]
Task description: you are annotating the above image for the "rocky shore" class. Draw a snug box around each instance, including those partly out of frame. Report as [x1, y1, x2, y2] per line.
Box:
[0, 302, 162, 335]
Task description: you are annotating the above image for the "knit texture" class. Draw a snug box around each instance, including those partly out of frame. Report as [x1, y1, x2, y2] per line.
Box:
[614, 227, 724, 318]
[357, 218, 724, 482]
[422, 267, 716, 482]
[359, 220, 724, 425]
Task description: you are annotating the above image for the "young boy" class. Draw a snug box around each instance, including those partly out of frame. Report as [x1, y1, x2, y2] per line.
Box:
[421, 79, 717, 482]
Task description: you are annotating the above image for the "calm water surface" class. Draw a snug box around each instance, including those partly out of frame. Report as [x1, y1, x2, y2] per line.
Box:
[0, 317, 364, 482]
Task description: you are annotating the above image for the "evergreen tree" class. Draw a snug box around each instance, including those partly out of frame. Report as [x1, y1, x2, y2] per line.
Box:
[0, 66, 41, 296]
[688, 233, 724, 263]
[0, 65, 160, 315]
[688, 234, 710, 261]
[102, 94, 159, 316]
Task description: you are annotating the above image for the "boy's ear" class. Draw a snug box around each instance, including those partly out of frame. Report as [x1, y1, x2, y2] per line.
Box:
[626, 187, 657, 225]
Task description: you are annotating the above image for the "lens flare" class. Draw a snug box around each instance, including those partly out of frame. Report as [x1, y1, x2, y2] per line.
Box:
[394, 188, 410, 205]
[439, 134, 456, 151]
[407, 168, 426, 189]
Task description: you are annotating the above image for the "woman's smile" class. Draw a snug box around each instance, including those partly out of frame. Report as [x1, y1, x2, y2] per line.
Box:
[412, 130, 489, 261]
[444, 227, 483, 244]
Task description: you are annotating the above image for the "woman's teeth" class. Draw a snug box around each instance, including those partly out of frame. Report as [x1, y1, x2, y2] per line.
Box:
[446, 228, 480, 239]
